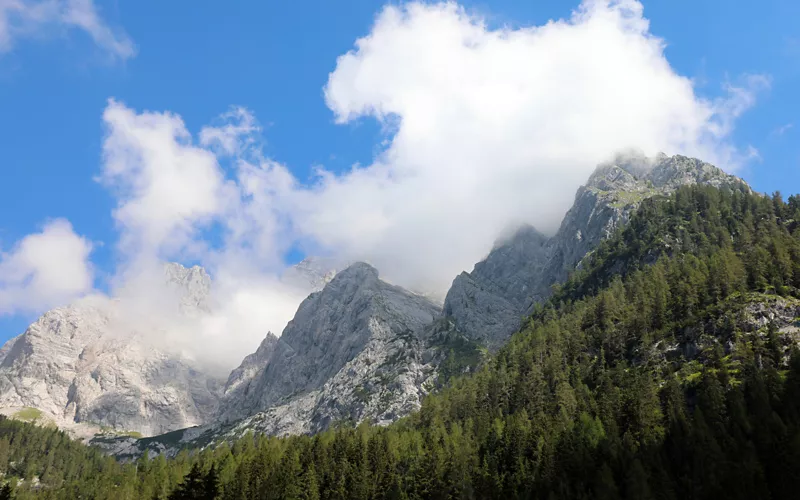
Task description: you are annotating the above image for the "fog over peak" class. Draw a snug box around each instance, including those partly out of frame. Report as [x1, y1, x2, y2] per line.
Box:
[0, 0, 765, 371]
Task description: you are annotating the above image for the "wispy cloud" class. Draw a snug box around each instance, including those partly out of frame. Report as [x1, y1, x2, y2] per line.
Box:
[772, 122, 794, 136]
[0, 0, 135, 60]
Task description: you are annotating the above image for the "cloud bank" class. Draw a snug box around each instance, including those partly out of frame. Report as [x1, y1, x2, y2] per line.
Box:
[0, 0, 135, 59]
[312, 0, 765, 292]
[0, 0, 767, 370]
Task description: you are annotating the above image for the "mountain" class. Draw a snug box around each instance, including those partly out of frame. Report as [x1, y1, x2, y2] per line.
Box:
[221, 332, 279, 400]
[0, 255, 344, 440]
[8, 182, 800, 500]
[94, 153, 752, 453]
[0, 152, 759, 462]
[94, 262, 466, 458]
[219, 262, 442, 434]
[444, 153, 747, 348]
[0, 264, 223, 438]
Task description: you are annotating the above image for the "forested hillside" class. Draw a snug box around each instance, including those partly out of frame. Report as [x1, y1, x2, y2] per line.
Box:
[4, 185, 800, 499]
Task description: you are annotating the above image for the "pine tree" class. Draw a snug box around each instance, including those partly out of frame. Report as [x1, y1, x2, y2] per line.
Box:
[168, 463, 209, 500]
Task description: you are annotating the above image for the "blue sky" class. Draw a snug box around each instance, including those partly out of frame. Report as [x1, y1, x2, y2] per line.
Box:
[0, 0, 798, 348]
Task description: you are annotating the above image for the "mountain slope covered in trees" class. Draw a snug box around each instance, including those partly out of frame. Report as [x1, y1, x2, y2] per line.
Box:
[4, 185, 800, 499]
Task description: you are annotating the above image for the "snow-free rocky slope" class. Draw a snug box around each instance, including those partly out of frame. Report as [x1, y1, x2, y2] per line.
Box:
[96, 262, 453, 458]
[0, 264, 221, 437]
[0, 258, 338, 439]
[444, 153, 748, 349]
[220, 262, 442, 432]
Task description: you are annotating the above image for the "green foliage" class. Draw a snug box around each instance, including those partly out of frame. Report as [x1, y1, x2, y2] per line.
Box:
[11, 408, 42, 423]
[167, 463, 219, 499]
[6, 185, 800, 499]
[431, 330, 485, 384]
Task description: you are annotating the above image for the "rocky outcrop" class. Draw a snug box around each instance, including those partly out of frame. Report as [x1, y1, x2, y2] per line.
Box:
[647, 293, 800, 365]
[444, 153, 748, 348]
[0, 307, 221, 438]
[163, 263, 212, 314]
[219, 262, 442, 428]
[0, 263, 224, 437]
[444, 226, 549, 349]
[222, 333, 278, 401]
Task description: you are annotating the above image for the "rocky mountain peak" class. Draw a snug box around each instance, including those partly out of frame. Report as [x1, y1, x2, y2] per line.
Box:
[0, 299, 223, 437]
[223, 332, 279, 397]
[647, 154, 745, 190]
[163, 262, 210, 288]
[218, 261, 441, 428]
[162, 263, 212, 314]
[585, 163, 642, 192]
[587, 152, 745, 193]
[321, 261, 379, 292]
[444, 153, 749, 348]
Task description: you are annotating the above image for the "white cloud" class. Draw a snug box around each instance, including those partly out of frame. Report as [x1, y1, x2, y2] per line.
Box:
[200, 107, 260, 157]
[81, 0, 767, 370]
[315, 0, 765, 292]
[95, 100, 311, 370]
[0, 0, 134, 59]
[99, 99, 226, 265]
[0, 219, 93, 315]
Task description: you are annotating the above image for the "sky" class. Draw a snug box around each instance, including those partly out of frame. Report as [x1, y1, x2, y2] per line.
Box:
[0, 0, 798, 369]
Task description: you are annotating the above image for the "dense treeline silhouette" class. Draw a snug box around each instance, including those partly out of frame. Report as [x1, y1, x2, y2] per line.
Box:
[3, 185, 800, 499]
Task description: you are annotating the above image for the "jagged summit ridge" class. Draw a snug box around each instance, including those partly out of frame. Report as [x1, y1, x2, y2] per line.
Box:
[223, 333, 279, 399]
[163, 262, 212, 313]
[217, 261, 442, 434]
[281, 256, 342, 291]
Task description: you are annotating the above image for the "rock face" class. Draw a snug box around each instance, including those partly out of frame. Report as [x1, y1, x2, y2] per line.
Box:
[218, 262, 443, 435]
[163, 263, 213, 314]
[222, 333, 279, 404]
[0, 255, 344, 438]
[0, 264, 223, 437]
[444, 226, 550, 349]
[444, 154, 748, 348]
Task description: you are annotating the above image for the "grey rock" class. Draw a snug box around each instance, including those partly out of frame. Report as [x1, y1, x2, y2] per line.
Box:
[0, 255, 341, 438]
[0, 263, 223, 437]
[443, 153, 748, 348]
[163, 262, 212, 314]
[222, 332, 279, 399]
[0, 304, 222, 437]
[219, 262, 441, 426]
